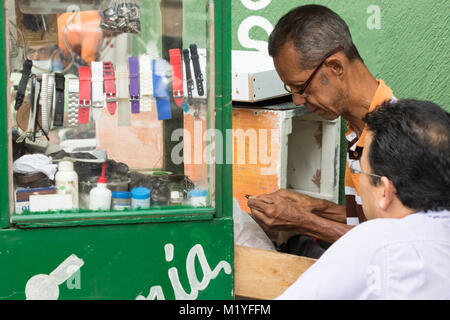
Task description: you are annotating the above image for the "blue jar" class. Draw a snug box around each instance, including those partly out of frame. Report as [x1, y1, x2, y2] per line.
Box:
[112, 191, 131, 211]
[131, 187, 151, 209]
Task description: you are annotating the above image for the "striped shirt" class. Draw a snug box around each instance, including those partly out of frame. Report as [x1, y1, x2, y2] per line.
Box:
[345, 79, 396, 226]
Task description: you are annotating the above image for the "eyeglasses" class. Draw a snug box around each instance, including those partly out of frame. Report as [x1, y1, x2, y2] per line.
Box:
[284, 46, 344, 96]
[27, 46, 54, 58]
[349, 160, 383, 179]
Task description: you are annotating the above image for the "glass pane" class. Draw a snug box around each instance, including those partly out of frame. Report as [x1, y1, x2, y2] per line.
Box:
[6, 0, 215, 215]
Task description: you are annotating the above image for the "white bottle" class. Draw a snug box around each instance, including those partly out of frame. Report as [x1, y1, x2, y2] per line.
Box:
[89, 163, 112, 211]
[55, 160, 79, 209]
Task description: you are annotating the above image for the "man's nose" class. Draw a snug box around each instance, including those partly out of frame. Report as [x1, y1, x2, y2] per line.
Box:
[292, 94, 307, 106]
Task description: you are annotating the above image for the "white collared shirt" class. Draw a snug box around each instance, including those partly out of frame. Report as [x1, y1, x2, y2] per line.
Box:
[277, 210, 450, 300]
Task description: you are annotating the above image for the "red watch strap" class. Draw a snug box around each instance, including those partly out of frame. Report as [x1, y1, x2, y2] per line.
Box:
[169, 48, 184, 107]
[103, 62, 117, 115]
[78, 66, 91, 124]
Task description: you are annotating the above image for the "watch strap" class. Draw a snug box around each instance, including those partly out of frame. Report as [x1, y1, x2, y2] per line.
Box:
[103, 61, 117, 115]
[116, 63, 131, 126]
[15, 59, 33, 111]
[91, 61, 104, 121]
[169, 48, 184, 107]
[53, 73, 65, 127]
[78, 66, 91, 124]
[152, 58, 172, 120]
[128, 56, 140, 114]
[40, 73, 50, 132]
[139, 54, 153, 112]
[189, 44, 204, 97]
[68, 77, 79, 127]
[182, 49, 194, 105]
[47, 74, 55, 129]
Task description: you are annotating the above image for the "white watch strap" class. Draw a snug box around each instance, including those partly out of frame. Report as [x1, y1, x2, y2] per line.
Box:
[68, 77, 79, 127]
[116, 63, 131, 126]
[47, 74, 55, 129]
[139, 54, 153, 111]
[91, 61, 104, 121]
[40, 73, 49, 132]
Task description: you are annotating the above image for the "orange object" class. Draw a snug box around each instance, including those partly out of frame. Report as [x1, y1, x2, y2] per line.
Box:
[57, 10, 103, 64]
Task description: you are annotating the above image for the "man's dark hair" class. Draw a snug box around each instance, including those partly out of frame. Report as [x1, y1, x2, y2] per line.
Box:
[268, 5, 363, 69]
[363, 99, 450, 212]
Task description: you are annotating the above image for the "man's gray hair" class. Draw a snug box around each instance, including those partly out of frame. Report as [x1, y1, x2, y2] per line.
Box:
[268, 5, 363, 69]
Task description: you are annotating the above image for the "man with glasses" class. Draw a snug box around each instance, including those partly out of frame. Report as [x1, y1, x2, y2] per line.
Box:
[248, 5, 397, 257]
[277, 99, 450, 299]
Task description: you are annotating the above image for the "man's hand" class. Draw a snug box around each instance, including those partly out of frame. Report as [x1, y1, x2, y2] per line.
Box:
[247, 189, 316, 234]
[247, 189, 350, 244]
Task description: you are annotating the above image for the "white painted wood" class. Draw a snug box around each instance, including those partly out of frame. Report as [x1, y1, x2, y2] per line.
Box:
[232, 50, 287, 102]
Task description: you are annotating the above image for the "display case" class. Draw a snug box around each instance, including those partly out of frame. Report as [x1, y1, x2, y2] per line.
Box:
[0, 0, 233, 300]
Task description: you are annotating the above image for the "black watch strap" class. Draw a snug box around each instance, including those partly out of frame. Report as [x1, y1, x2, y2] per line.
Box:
[53, 73, 65, 127]
[15, 59, 33, 111]
[182, 49, 194, 105]
[189, 44, 204, 97]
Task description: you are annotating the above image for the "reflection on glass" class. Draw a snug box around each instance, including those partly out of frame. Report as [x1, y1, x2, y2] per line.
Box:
[7, 0, 214, 214]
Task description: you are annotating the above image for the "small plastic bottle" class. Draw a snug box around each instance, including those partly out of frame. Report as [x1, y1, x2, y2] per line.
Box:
[89, 162, 112, 211]
[131, 187, 151, 209]
[55, 160, 79, 209]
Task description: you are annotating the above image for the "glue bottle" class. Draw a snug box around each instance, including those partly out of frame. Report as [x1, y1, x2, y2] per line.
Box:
[89, 162, 112, 211]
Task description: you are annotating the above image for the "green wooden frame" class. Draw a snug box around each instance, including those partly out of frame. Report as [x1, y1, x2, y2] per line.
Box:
[0, 0, 232, 228]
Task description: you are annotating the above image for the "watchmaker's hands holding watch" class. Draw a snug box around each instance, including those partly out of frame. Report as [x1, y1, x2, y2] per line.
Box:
[248, 189, 351, 244]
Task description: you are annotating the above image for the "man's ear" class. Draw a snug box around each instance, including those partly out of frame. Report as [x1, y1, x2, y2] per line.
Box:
[325, 57, 344, 78]
[378, 177, 396, 211]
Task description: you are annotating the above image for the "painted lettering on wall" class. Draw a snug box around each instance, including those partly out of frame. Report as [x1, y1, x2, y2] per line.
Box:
[366, 5, 381, 30]
[136, 243, 232, 300]
[24, 254, 84, 300]
[237, 0, 274, 52]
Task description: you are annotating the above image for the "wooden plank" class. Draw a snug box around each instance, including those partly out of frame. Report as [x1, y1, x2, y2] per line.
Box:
[234, 245, 316, 300]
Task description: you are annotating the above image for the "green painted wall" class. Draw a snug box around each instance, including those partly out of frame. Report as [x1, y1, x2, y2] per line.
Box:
[232, 0, 450, 111]
[0, 218, 233, 300]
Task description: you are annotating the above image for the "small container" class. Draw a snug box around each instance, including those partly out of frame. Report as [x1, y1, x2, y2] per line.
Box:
[55, 160, 79, 209]
[89, 162, 112, 211]
[169, 190, 184, 206]
[112, 191, 131, 211]
[189, 189, 207, 207]
[131, 187, 151, 209]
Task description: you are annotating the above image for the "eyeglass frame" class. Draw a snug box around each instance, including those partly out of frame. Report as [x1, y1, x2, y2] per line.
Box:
[284, 46, 344, 96]
[349, 160, 383, 179]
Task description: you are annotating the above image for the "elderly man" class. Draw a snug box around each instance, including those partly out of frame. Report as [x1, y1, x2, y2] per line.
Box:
[277, 99, 450, 299]
[248, 5, 397, 256]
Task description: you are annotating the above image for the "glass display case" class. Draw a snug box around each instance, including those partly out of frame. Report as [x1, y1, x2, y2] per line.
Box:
[0, 0, 233, 300]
